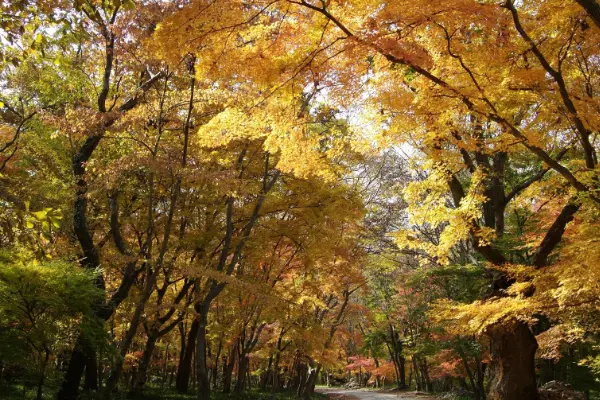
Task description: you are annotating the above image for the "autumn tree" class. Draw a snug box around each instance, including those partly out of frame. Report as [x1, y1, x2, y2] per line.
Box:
[3, 1, 600, 399]
[152, 0, 600, 398]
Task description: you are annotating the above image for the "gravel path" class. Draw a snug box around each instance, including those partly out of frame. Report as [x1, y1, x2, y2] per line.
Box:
[317, 388, 438, 400]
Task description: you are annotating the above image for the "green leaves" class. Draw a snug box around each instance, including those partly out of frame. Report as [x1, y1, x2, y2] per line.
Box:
[22, 206, 63, 233]
[0, 252, 103, 366]
[122, 0, 136, 10]
[30, 207, 63, 229]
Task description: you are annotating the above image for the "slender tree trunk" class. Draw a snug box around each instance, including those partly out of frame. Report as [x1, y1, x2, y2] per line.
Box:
[387, 324, 406, 389]
[36, 350, 50, 400]
[162, 342, 171, 388]
[211, 356, 218, 391]
[234, 354, 249, 393]
[416, 358, 431, 392]
[196, 311, 211, 400]
[191, 345, 196, 390]
[458, 347, 480, 400]
[130, 334, 158, 395]
[296, 363, 306, 398]
[486, 321, 539, 400]
[260, 354, 273, 391]
[178, 323, 186, 368]
[176, 319, 199, 393]
[211, 339, 221, 391]
[84, 352, 99, 392]
[103, 272, 156, 399]
[271, 352, 281, 394]
[476, 356, 486, 400]
[246, 359, 252, 390]
[422, 358, 431, 392]
[169, 367, 175, 387]
[412, 357, 422, 391]
[222, 347, 236, 393]
[98, 345, 105, 390]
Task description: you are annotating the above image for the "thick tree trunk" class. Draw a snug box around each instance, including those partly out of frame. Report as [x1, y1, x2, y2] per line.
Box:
[57, 337, 91, 400]
[486, 321, 539, 400]
[398, 356, 406, 388]
[302, 363, 321, 400]
[576, 0, 600, 29]
[84, 352, 98, 392]
[176, 319, 200, 393]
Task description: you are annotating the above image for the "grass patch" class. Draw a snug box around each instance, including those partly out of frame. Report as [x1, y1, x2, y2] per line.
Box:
[0, 382, 56, 400]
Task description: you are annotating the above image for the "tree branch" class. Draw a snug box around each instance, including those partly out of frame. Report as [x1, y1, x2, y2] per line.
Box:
[532, 201, 580, 267]
[576, 0, 600, 29]
[505, 0, 597, 168]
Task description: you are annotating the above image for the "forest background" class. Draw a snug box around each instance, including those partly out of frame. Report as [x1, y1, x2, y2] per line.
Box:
[1, 1, 600, 400]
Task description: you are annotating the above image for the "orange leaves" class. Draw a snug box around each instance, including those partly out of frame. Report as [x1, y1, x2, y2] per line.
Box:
[375, 37, 434, 71]
[537, 324, 586, 361]
[344, 356, 375, 371]
[369, 361, 396, 379]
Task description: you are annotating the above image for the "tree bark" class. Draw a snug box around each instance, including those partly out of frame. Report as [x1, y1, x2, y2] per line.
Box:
[130, 334, 158, 396]
[234, 355, 249, 393]
[222, 347, 236, 393]
[271, 351, 281, 394]
[576, 1, 600, 36]
[301, 363, 321, 400]
[57, 337, 93, 400]
[196, 311, 211, 400]
[486, 321, 539, 400]
[420, 358, 431, 392]
[398, 356, 406, 388]
[84, 352, 99, 392]
[211, 340, 221, 391]
[260, 354, 273, 391]
[176, 319, 200, 393]
[103, 268, 157, 399]
[57, 66, 164, 400]
[412, 357, 422, 391]
[36, 350, 50, 400]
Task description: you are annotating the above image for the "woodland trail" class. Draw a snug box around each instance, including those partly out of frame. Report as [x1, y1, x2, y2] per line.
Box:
[317, 388, 438, 400]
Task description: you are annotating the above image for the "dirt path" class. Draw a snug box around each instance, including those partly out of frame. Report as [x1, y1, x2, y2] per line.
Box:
[317, 388, 438, 400]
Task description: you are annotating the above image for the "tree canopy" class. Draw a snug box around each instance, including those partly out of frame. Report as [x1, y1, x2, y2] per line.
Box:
[1, 1, 600, 400]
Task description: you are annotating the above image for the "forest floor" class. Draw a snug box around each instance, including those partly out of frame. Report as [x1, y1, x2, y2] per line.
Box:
[0, 384, 330, 400]
[316, 388, 438, 400]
